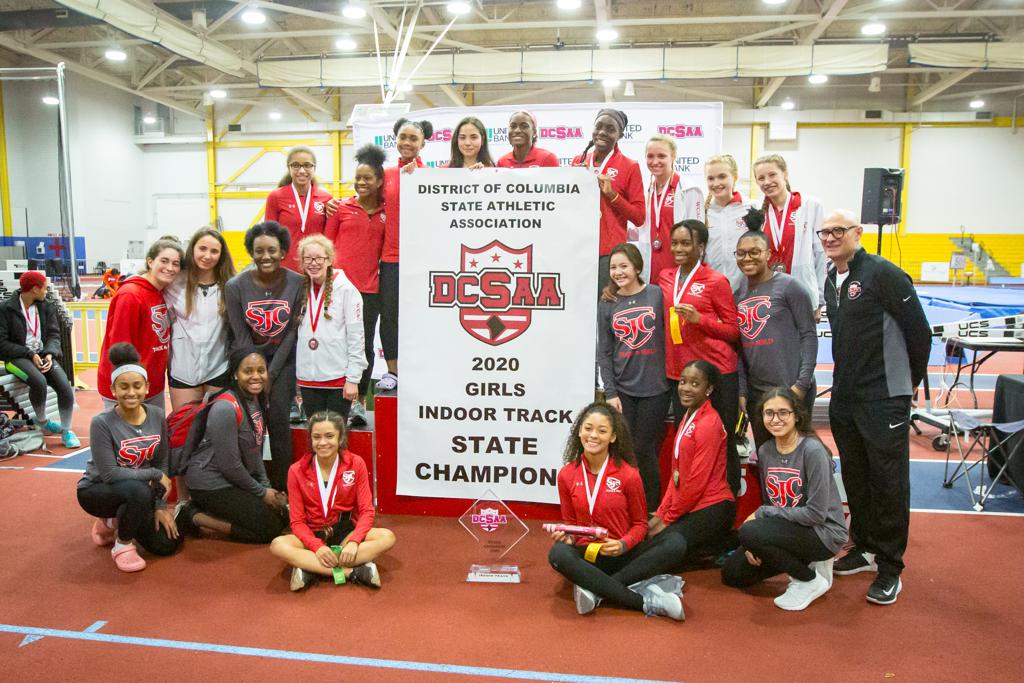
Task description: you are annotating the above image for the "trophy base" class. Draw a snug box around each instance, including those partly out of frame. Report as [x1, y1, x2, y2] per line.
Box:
[467, 564, 521, 583]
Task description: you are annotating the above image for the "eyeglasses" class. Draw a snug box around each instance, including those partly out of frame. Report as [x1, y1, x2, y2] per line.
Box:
[734, 248, 765, 259]
[816, 225, 857, 240]
[302, 256, 327, 265]
[288, 162, 316, 171]
[763, 409, 794, 422]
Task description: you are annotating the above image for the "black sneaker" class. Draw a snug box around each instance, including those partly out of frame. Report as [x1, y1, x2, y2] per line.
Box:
[174, 501, 200, 537]
[349, 561, 381, 588]
[834, 548, 878, 575]
[866, 574, 902, 605]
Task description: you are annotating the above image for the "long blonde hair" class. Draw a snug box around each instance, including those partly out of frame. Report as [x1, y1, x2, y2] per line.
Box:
[297, 234, 335, 321]
[753, 153, 792, 215]
[703, 154, 740, 223]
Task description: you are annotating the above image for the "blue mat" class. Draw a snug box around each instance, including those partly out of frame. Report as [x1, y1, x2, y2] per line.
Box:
[41, 448, 92, 472]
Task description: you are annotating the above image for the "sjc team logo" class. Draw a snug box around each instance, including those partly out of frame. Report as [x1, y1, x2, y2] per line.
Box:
[847, 281, 862, 300]
[737, 295, 772, 339]
[245, 300, 291, 338]
[765, 467, 803, 507]
[151, 304, 170, 344]
[429, 241, 564, 346]
[117, 435, 161, 468]
[611, 306, 656, 349]
[252, 411, 265, 445]
[605, 476, 622, 492]
[472, 507, 508, 532]
[342, 470, 356, 486]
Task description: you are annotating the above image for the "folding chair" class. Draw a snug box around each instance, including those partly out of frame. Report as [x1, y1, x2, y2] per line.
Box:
[943, 410, 1024, 511]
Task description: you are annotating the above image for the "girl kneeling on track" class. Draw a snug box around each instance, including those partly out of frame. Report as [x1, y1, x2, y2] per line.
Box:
[549, 402, 685, 621]
[648, 360, 736, 563]
[177, 346, 287, 543]
[721, 387, 847, 611]
[77, 343, 181, 572]
[270, 411, 395, 591]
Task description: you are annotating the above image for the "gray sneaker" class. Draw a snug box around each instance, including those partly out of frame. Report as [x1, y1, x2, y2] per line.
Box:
[573, 585, 601, 615]
[641, 584, 684, 621]
[629, 574, 684, 597]
[349, 401, 368, 427]
[290, 567, 317, 592]
[349, 561, 381, 588]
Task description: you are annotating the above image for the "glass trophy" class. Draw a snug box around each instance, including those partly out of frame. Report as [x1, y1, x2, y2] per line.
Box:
[458, 489, 529, 583]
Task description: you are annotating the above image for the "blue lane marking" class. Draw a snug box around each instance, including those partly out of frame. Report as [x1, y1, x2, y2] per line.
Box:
[0, 623, 679, 683]
[19, 619, 106, 648]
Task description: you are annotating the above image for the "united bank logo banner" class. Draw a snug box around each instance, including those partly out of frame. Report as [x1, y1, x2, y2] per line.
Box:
[397, 167, 599, 504]
[355, 101, 723, 189]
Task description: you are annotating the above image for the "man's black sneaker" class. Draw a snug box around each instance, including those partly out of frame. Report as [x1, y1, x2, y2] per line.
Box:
[866, 574, 902, 605]
[834, 548, 878, 575]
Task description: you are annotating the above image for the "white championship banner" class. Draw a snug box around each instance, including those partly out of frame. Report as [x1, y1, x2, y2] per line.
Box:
[352, 101, 723, 191]
[397, 167, 599, 503]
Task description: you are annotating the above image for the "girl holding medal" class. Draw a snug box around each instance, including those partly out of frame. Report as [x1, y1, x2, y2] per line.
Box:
[270, 410, 395, 591]
[496, 111, 560, 168]
[649, 360, 735, 560]
[734, 223, 818, 449]
[225, 222, 303, 491]
[295, 235, 367, 419]
[572, 109, 645, 295]
[703, 154, 755, 291]
[643, 134, 703, 283]
[658, 220, 742, 493]
[378, 118, 434, 392]
[549, 402, 685, 620]
[752, 154, 827, 315]
[448, 116, 495, 169]
[265, 146, 333, 273]
[721, 387, 846, 611]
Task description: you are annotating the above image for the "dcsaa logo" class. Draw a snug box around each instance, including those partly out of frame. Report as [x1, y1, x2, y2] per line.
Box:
[471, 507, 508, 532]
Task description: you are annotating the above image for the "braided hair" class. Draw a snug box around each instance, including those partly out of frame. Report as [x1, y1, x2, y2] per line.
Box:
[296, 234, 336, 321]
[753, 153, 792, 225]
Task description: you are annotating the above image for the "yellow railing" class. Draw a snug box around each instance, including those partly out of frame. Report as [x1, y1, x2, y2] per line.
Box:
[67, 301, 109, 368]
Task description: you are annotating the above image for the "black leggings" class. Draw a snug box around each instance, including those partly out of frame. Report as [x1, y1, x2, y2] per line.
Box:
[673, 372, 740, 494]
[300, 387, 351, 419]
[747, 385, 816, 451]
[618, 390, 671, 513]
[358, 292, 381, 397]
[77, 480, 181, 556]
[379, 262, 399, 362]
[548, 532, 687, 611]
[661, 498, 736, 558]
[10, 357, 75, 430]
[721, 516, 834, 586]
[189, 486, 285, 544]
[267, 353, 295, 490]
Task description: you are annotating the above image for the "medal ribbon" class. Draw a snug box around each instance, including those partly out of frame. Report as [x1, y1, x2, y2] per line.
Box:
[316, 455, 340, 520]
[582, 456, 610, 519]
[291, 183, 312, 234]
[648, 174, 674, 232]
[767, 193, 793, 252]
[672, 408, 701, 486]
[587, 149, 614, 177]
[669, 263, 701, 344]
[308, 280, 326, 336]
[20, 300, 38, 339]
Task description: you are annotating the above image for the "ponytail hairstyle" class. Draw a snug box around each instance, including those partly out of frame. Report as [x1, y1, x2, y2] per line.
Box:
[682, 359, 721, 397]
[671, 219, 710, 263]
[354, 143, 387, 203]
[738, 207, 770, 251]
[607, 242, 645, 297]
[703, 154, 740, 223]
[562, 401, 636, 467]
[576, 108, 629, 165]
[307, 410, 349, 456]
[225, 345, 270, 434]
[141, 235, 184, 276]
[646, 133, 677, 158]
[449, 116, 495, 168]
[297, 234, 336, 321]
[753, 153, 792, 217]
[510, 110, 539, 143]
[183, 226, 236, 318]
[278, 146, 319, 188]
[393, 117, 434, 162]
[108, 342, 148, 392]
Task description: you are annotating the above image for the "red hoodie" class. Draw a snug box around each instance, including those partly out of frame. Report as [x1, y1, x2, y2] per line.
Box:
[658, 263, 739, 379]
[381, 158, 425, 263]
[496, 146, 560, 168]
[325, 196, 386, 293]
[287, 450, 374, 552]
[264, 183, 333, 273]
[97, 276, 170, 400]
[557, 457, 648, 550]
[572, 145, 645, 256]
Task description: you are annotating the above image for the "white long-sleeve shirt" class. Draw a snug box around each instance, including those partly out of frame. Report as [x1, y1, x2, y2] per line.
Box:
[704, 194, 757, 292]
[164, 275, 229, 386]
[296, 270, 367, 386]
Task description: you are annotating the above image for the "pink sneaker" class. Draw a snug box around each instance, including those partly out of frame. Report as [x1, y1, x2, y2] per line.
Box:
[91, 518, 116, 547]
[111, 543, 146, 572]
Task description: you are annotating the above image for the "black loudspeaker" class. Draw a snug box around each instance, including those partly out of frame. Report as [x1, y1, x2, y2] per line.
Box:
[861, 168, 905, 226]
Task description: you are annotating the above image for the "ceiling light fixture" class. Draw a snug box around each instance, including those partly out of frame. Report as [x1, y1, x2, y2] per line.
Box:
[762, 0, 787, 5]
[209, 89, 227, 99]
[143, 114, 157, 124]
[446, 2, 471, 15]
[602, 78, 621, 88]
[335, 36, 357, 50]
[969, 99, 985, 109]
[241, 8, 266, 25]
[42, 95, 60, 106]
[341, 2, 367, 19]
[861, 21, 886, 36]
[595, 27, 618, 42]
[105, 48, 127, 61]
[781, 99, 795, 110]
[269, 110, 282, 120]
[557, 0, 582, 9]
[808, 73, 829, 85]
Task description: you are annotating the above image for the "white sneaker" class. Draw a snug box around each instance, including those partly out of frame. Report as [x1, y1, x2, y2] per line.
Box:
[573, 585, 601, 615]
[290, 567, 317, 592]
[641, 584, 684, 621]
[773, 573, 830, 611]
[812, 558, 834, 589]
[628, 574, 684, 597]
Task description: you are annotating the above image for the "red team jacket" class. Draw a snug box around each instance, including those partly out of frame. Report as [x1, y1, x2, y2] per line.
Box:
[264, 183, 333, 272]
[557, 457, 648, 550]
[571, 145, 645, 256]
[287, 450, 375, 552]
[658, 264, 740, 379]
[656, 401, 734, 525]
[97, 276, 170, 400]
[496, 146, 560, 168]
[324, 196, 386, 294]
[381, 158, 425, 263]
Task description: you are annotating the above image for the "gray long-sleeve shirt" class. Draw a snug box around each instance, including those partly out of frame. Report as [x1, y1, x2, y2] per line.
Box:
[78, 406, 169, 509]
[735, 272, 817, 396]
[224, 268, 303, 381]
[184, 395, 269, 497]
[755, 437, 848, 554]
[597, 284, 669, 399]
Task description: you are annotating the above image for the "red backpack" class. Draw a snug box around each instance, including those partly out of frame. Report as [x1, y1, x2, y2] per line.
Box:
[167, 390, 244, 475]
